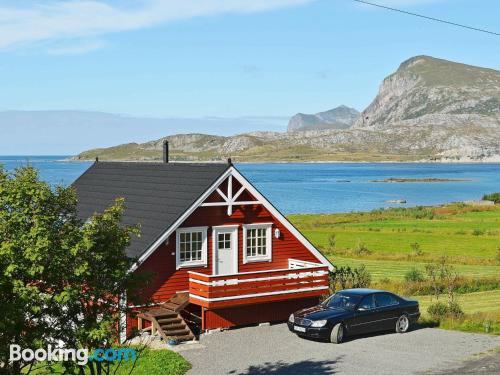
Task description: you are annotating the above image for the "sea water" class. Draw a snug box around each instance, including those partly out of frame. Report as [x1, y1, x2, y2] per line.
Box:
[2, 156, 499, 214]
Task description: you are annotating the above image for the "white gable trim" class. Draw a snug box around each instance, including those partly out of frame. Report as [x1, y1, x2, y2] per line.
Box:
[230, 167, 334, 271]
[130, 166, 334, 272]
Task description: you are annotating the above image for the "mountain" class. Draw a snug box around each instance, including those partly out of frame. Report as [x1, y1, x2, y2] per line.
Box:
[287, 105, 360, 131]
[354, 55, 500, 129]
[75, 56, 500, 162]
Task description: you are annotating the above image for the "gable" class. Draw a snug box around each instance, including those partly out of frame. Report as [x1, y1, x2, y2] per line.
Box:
[132, 166, 334, 271]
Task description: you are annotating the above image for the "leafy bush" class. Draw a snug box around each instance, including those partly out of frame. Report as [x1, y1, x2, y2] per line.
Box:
[427, 301, 463, 320]
[427, 302, 448, 319]
[329, 265, 372, 292]
[447, 301, 464, 318]
[404, 268, 425, 282]
[328, 234, 337, 250]
[409, 242, 423, 257]
[353, 265, 372, 288]
[482, 192, 500, 203]
[353, 240, 372, 256]
[472, 228, 484, 236]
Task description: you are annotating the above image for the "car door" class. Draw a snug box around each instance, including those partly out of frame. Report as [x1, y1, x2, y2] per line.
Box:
[350, 294, 378, 335]
[374, 293, 400, 331]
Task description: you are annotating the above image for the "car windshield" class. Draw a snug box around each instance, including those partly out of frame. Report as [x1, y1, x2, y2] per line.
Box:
[322, 292, 362, 310]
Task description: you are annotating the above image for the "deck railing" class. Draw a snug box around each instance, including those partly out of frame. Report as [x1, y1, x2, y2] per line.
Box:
[188, 261, 329, 308]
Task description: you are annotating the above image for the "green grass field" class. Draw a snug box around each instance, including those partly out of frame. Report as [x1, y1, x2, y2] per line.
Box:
[290, 204, 500, 266]
[417, 290, 500, 315]
[289, 204, 500, 334]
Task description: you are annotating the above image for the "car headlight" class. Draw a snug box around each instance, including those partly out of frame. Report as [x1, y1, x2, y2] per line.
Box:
[289, 314, 295, 323]
[310, 320, 328, 328]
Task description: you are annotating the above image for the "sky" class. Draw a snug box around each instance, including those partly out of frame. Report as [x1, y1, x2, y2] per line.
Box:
[0, 0, 499, 154]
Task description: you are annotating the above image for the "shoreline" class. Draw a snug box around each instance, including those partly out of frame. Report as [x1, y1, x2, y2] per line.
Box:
[64, 158, 500, 165]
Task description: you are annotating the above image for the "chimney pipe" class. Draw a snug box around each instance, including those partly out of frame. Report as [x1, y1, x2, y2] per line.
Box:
[163, 140, 169, 163]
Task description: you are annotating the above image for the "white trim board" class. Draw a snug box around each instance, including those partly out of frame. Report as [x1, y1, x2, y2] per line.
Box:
[189, 285, 329, 302]
[130, 166, 334, 272]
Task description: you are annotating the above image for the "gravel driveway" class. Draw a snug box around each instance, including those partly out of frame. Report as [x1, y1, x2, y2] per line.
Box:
[181, 323, 500, 375]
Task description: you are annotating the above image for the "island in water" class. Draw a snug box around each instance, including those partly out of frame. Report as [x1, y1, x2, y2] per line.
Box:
[371, 178, 472, 183]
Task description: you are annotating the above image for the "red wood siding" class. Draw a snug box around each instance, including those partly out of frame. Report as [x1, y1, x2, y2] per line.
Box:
[203, 297, 320, 330]
[134, 176, 325, 305]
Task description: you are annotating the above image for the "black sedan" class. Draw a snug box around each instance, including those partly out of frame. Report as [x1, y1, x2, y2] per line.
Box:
[288, 289, 420, 344]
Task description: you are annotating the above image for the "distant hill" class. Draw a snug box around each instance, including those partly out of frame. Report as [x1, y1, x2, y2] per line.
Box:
[75, 56, 500, 162]
[287, 105, 360, 131]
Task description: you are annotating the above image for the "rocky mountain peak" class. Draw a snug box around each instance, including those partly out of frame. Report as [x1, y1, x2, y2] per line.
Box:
[287, 105, 360, 132]
[354, 55, 500, 129]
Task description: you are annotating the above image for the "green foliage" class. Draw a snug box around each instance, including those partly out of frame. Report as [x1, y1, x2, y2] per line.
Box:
[374, 275, 500, 297]
[472, 228, 484, 236]
[409, 242, 423, 257]
[427, 301, 448, 319]
[0, 165, 146, 375]
[419, 312, 500, 335]
[427, 301, 464, 320]
[482, 192, 500, 203]
[329, 265, 371, 292]
[327, 234, 336, 250]
[28, 348, 191, 375]
[353, 240, 372, 256]
[424, 257, 461, 306]
[404, 268, 425, 283]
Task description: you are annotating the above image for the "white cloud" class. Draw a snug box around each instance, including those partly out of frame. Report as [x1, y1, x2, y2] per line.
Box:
[0, 0, 313, 51]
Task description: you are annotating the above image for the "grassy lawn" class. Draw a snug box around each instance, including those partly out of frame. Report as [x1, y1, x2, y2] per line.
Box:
[415, 290, 500, 335]
[290, 204, 500, 263]
[416, 290, 500, 315]
[28, 348, 191, 375]
[289, 203, 500, 334]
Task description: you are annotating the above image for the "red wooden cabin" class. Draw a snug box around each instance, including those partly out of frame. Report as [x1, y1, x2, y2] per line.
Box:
[74, 144, 333, 343]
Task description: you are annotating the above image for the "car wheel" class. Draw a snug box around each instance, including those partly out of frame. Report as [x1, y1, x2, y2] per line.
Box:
[395, 314, 410, 333]
[330, 323, 344, 344]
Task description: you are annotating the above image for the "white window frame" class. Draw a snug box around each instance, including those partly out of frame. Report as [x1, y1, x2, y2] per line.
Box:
[176, 226, 208, 269]
[242, 223, 272, 264]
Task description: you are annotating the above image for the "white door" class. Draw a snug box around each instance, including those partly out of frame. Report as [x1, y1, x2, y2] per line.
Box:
[213, 227, 238, 275]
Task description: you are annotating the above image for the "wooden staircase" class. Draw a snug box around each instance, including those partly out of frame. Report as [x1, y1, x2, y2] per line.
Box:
[137, 293, 195, 343]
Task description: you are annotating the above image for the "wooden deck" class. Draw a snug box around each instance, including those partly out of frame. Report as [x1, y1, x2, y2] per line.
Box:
[188, 260, 329, 309]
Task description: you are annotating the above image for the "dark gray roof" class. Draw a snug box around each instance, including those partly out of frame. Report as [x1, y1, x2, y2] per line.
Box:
[72, 161, 230, 259]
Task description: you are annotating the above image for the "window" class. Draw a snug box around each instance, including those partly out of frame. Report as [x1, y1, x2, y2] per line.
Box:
[218, 232, 232, 250]
[358, 294, 376, 310]
[243, 224, 272, 263]
[176, 227, 207, 268]
[375, 293, 399, 308]
[322, 293, 362, 311]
